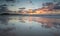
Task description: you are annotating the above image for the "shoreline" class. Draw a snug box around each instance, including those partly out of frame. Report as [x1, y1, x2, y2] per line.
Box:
[0, 13, 60, 16]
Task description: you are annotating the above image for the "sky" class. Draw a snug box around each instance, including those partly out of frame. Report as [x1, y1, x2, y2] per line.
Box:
[8, 0, 53, 11]
[0, 0, 59, 11]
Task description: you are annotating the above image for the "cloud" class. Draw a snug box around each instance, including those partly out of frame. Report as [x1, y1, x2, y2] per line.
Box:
[5, 0, 15, 3]
[42, 2, 60, 10]
[0, 0, 15, 2]
[0, 4, 9, 13]
[19, 7, 25, 9]
[53, 2, 60, 9]
[2, 4, 7, 6]
[53, 6, 60, 9]
[43, 2, 53, 6]
[5, 0, 14, 2]
[56, 2, 60, 5]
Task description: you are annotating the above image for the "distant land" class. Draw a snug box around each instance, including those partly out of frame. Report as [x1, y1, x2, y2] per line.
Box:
[0, 13, 60, 16]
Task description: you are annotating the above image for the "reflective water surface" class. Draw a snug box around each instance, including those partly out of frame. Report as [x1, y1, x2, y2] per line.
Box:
[0, 15, 60, 36]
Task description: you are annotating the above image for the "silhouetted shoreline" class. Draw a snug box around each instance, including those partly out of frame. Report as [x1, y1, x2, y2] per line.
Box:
[0, 13, 60, 16]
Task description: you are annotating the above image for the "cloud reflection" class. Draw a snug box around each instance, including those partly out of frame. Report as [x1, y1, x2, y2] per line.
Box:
[0, 16, 60, 36]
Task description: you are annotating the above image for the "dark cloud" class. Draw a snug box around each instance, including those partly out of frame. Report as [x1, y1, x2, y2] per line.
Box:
[53, 2, 60, 9]
[1, 4, 7, 6]
[5, 0, 15, 3]
[53, 6, 60, 9]
[54, 0, 60, 2]
[56, 2, 60, 5]
[5, 0, 14, 2]
[53, 0, 56, 2]
[11, 5, 14, 6]
[0, 4, 9, 13]
[43, 2, 53, 6]
[42, 2, 60, 10]
[19, 7, 25, 9]
[0, 0, 15, 2]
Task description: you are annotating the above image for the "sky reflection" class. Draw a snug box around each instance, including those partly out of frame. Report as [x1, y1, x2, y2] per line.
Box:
[0, 15, 60, 36]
